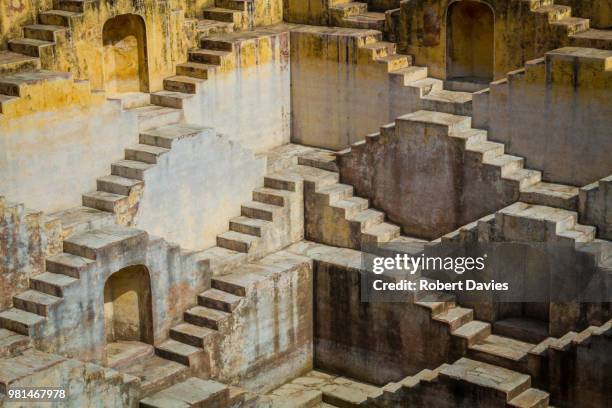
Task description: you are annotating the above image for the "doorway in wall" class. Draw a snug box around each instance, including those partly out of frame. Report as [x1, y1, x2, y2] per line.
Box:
[446, 1, 494, 85]
[102, 14, 149, 94]
[103, 264, 154, 368]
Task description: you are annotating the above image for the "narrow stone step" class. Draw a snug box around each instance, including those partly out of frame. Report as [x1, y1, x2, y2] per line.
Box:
[184, 306, 230, 330]
[264, 172, 303, 192]
[439, 358, 531, 402]
[0, 309, 45, 336]
[82, 190, 127, 212]
[169, 322, 216, 348]
[57, 0, 91, 12]
[317, 184, 354, 204]
[466, 140, 505, 161]
[332, 197, 369, 218]
[125, 144, 170, 164]
[175, 62, 216, 80]
[198, 288, 242, 312]
[485, 154, 525, 177]
[30, 272, 77, 297]
[129, 105, 183, 131]
[217, 230, 259, 253]
[0, 51, 40, 76]
[390, 66, 429, 84]
[469, 334, 535, 369]
[347, 209, 385, 232]
[414, 294, 456, 315]
[519, 182, 579, 211]
[241, 200, 283, 222]
[432, 307, 474, 331]
[150, 91, 193, 110]
[13, 290, 62, 316]
[8, 38, 54, 57]
[38, 10, 78, 26]
[508, 387, 549, 408]
[557, 224, 596, 243]
[111, 160, 154, 181]
[203, 7, 243, 24]
[362, 222, 401, 245]
[140, 377, 229, 408]
[193, 246, 247, 277]
[23, 24, 66, 42]
[62, 226, 147, 260]
[46, 253, 94, 279]
[97, 175, 143, 196]
[212, 272, 267, 297]
[252, 187, 292, 207]
[376, 54, 410, 72]
[229, 216, 271, 237]
[163, 75, 204, 94]
[139, 124, 204, 149]
[47, 206, 114, 239]
[0, 329, 31, 357]
[504, 168, 542, 190]
[189, 48, 232, 65]
[154, 340, 202, 367]
[121, 355, 190, 397]
[321, 376, 383, 407]
[452, 320, 492, 347]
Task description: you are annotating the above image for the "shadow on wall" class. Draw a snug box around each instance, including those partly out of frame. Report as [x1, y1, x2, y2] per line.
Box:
[103, 14, 149, 94]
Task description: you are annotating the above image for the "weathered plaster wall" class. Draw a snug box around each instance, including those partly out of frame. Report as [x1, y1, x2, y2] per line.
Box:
[473, 48, 612, 186]
[30, 229, 209, 362]
[180, 30, 291, 153]
[398, 0, 581, 80]
[283, 0, 330, 25]
[0, 200, 60, 310]
[135, 128, 266, 250]
[290, 26, 434, 150]
[206, 251, 313, 393]
[0, 100, 138, 213]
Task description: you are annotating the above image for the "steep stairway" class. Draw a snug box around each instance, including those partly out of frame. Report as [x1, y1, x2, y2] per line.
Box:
[524, 0, 612, 49]
[0, 225, 147, 338]
[330, 0, 387, 32]
[339, 110, 581, 215]
[202, 0, 254, 32]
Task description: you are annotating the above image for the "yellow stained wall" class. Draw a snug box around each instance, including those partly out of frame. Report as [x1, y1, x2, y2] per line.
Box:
[398, 0, 583, 80]
[0, 0, 51, 49]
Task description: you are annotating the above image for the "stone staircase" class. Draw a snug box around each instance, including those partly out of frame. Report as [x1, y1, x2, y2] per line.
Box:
[267, 359, 554, 408]
[80, 123, 206, 227]
[0, 225, 147, 338]
[330, 0, 387, 32]
[524, 0, 612, 49]
[355, 37, 475, 117]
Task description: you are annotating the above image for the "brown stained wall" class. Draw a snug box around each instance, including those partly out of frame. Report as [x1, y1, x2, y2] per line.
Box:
[398, 0, 578, 80]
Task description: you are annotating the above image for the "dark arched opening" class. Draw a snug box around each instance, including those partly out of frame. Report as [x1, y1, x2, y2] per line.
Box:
[446, 1, 494, 84]
[102, 14, 149, 94]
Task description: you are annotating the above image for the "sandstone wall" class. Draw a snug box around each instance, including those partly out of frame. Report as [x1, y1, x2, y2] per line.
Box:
[206, 252, 314, 392]
[0, 200, 59, 311]
[134, 128, 266, 250]
[0, 99, 137, 214]
[473, 48, 612, 186]
[181, 30, 291, 153]
[30, 231, 208, 362]
[290, 27, 424, 150]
